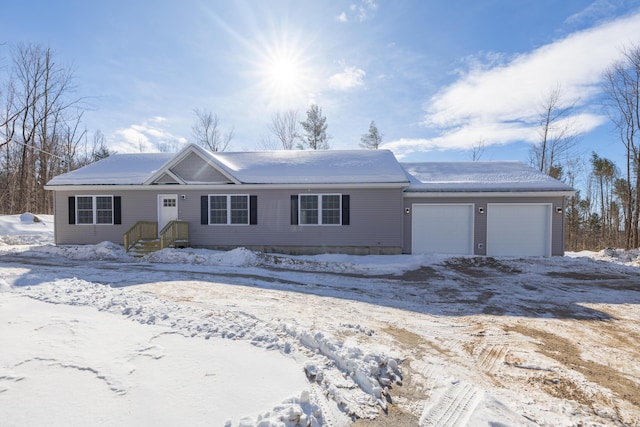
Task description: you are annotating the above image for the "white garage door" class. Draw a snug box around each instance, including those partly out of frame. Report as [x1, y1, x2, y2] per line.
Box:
[411, 204, 474, 255]
[487, 204, 551, 257]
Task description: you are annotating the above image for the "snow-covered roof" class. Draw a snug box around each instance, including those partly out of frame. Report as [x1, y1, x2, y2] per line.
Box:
[46, 145, 574, 194]
[47, 153, 175, 185]
[210, 149, 409, 184]
[402, 161, 575, 193]
[46, 146, 409, 186]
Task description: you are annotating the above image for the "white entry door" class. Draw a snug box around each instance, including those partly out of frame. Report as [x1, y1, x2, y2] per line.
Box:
[411, 204, 474, 255]
[158, 194, 178, 234]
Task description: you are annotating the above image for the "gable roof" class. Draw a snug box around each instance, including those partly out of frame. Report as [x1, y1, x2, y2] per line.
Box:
[45, 144, 574, 195]
[402, 161, 575, 193]
[46, 144, 410, 186]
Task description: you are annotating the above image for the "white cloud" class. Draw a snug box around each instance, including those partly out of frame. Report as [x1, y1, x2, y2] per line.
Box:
[338, 0, 378, 24]
[110, 118, 188, 154]
[328, 66, 366, 90]
[564, 0, 617, 26]
[387, 11, 640, 156]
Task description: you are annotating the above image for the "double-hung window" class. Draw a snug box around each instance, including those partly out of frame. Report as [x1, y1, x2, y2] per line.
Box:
[209, 194, 249, 225]
[299, 194, 342, 225]
[76, 196, 114, 225]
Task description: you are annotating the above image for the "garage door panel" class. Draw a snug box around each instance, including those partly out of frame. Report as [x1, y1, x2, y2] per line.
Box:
[412, 204, 473, 255]
[487, 204, 551, 257]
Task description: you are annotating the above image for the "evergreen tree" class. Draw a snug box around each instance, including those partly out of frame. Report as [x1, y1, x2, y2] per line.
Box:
[300, 104, 329, 150]
[359, 120, 382, 149]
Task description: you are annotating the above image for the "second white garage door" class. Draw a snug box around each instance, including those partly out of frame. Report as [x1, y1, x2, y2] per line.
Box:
[487, 203, 551, 257]
[411, 204, 474, 255]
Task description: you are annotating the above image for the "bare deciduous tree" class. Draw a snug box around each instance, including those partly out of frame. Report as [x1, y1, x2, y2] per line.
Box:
[269, 110, 299, 150]
[469, 138, 485, 161]
[529, 85, 580, 176]
[0, 43, 85, 214]
[191, 108, 233, 152]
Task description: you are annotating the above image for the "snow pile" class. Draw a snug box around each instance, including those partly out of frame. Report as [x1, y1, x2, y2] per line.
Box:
[258, 252, 433, 276]
[35, 241, 130, 260]
[292, 327, 402, 416]
[142, 247, 260, 267]
[0, 213, 53, 246]
[590, 248, 640, 266]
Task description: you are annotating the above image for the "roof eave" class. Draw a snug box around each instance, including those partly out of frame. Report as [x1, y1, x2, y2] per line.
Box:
[45, 181, 410, 191]
[403, 190, 576, 198]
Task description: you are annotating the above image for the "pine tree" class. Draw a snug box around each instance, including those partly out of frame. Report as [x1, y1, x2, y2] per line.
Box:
[300, 104, 329, 150]
[359, 120, 382, 149]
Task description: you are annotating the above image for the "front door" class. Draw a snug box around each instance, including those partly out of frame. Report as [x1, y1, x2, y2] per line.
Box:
[158, 194, 178, 235]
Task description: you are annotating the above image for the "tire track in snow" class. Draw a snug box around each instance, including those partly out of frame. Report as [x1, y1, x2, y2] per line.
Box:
[477, 343, 508, 372]
[419, 382, 482, 427]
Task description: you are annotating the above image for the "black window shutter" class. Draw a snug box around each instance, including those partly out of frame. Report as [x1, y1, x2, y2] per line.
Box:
[249, 195, 258, 225]
[113, 196, 122, 224]
[201, 196, 208, 225]
[68, 197, 76, 224]
[342, 195, 350, 225]
[290, 195, 298, 225]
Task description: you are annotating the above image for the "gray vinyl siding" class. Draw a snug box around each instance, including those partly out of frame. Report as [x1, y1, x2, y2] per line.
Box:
[53, 187, 404, 252]
[186, 187, 403, 251]
[403, 195, 567, 256]
[54, 190, 161, 245]
[170, 152, 231, 183]
[156, 173, 179, 184]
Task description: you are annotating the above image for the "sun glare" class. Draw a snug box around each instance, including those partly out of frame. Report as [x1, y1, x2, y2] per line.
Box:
[253, 32, 315, 110]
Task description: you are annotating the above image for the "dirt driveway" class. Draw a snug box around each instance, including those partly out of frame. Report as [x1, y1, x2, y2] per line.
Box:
[351, 256, 640, 426]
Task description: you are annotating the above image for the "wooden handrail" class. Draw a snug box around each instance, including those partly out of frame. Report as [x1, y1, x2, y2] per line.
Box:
[160, 220, 189, 249]
[124, 221, 157, 252]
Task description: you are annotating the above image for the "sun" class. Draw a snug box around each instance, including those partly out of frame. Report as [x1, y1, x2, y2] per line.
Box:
[253, 33, 316, 110]
[268, 57, 299, 88]
[261, 51, 308, 108]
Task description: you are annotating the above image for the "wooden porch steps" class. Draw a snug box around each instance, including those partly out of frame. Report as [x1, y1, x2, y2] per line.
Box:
[129, 239, 161, 257]
[128, 238, 190, 257]
[125, 220, 190, 256]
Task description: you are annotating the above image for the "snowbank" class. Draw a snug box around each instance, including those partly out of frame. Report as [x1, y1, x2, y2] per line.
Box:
[0, 213, 53, 246]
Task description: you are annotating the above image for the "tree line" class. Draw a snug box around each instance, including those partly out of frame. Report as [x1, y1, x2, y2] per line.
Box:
[0, 43, 98, 215]
[524, 44, 640, 251]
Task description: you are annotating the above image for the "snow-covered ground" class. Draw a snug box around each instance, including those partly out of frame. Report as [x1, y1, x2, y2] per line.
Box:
[1, 214, 639, 426]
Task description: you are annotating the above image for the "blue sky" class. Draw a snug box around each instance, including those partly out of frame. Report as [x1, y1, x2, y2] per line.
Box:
[3, 0, 640, 176]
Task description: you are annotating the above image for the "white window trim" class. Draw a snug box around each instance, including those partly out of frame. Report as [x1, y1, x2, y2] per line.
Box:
[76, 195, 114, 225]
[298, 193, 342, 226]
[208, 194, 250, 225]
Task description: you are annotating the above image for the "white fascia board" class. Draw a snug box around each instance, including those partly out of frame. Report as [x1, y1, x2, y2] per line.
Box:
[45, 182, 409, 192]
[403, 190, 576, 198]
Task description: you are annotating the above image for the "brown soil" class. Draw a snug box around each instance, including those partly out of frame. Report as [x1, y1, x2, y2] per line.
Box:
[507, 324, 640, 409]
